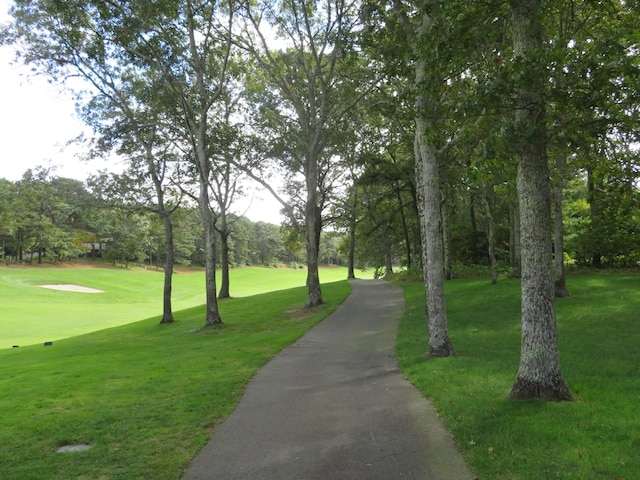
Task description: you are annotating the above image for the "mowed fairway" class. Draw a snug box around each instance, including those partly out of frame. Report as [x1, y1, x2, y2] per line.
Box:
[0, 270, 352, 480]
[0, 265, 349, 348]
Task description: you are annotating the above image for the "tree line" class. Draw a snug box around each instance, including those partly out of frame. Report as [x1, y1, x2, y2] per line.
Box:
[2, 0, 639, 401]
[0, 167, 347, 270]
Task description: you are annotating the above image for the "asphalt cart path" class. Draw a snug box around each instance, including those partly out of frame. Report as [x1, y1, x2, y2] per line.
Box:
[180, 279, 475, 480]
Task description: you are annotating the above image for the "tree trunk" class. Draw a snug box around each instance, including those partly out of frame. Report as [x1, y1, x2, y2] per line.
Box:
[347, 208, 356, 280]
[195, 137, 222, 325]
[416, 112, 454, 358]
[509, 199, 522, 278]
[553, 155, 569, 297]
[201, 198, 222, 325]
[469, 194, 478, 233]
[441, 187, 452, 281]
[412, 8, 454, 357]
[422, 140, 453, 357]
[482, 189, 498, 285]
[347, 177, 358, 280]
[586, 168, 603, 267]
[414, 135, 428, 280]
[159, 209, 175, 324]
[395, 185, 412, 269]
[509, 0, 570, 401]
[145, 137, 176, 325]
[384, 247, 393, 276]
[304, 156, 323, 307]
[218, 212, 231, 299]
[397, 5, 454, 358]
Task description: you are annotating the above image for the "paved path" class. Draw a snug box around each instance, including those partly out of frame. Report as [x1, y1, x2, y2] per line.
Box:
[181, 279, 475, 480]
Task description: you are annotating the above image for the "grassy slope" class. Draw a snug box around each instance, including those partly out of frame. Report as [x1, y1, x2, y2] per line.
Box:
[0, 277, 352, 480]
[396, 274, 640, 480]
[0, 265, 348, 348]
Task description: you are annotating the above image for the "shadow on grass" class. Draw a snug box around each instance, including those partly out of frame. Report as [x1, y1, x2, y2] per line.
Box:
[396, 274, 640, 480]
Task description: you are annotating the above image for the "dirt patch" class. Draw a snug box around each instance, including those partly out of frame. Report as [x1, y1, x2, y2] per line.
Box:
[38, 284, 105, 294]
[285, 305, 323, 322]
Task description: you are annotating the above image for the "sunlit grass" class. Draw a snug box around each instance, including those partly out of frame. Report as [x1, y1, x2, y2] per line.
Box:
[396, 274, 640, 479]
[0, 279, 351, 480]
[0, 264, 348, 348]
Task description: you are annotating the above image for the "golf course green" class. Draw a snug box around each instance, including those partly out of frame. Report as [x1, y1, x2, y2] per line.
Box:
[0, 264, 350, 348]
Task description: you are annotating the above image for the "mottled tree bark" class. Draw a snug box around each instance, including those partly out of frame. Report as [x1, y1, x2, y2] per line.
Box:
[191, 92, 222, 325]
[422, 139, 453, 357]
[509, 0, 570, 400]
[199, 180, 222, 326]
[305, 164, 323, 306]
[509, 199, 522, 278]
[159, 209, 175, 324]
[396, 0, 454, 358]
[416, 113, 454, 357]
[442, 189, 452, 281]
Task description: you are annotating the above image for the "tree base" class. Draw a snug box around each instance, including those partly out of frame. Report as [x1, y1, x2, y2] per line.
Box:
[204, 314, 223, 326]
[159, 315, 174, 324]
[428, 339, 455, 358]
[509, 375, 572, 401]
[554, 281, 570, 298]
[305, 297, 324, 308]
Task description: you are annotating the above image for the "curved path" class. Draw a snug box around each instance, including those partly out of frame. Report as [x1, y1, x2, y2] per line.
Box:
[181, 279, 475, 480]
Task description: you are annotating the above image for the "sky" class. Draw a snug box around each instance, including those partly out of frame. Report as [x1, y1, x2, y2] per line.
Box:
[0, 0, 284, 224]
[0, 1, 99, 181]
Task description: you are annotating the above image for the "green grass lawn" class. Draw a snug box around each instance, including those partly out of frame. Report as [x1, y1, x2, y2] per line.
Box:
[0, 264, 349, 348]
[395, 274, 640, 480]
[0, 271, 352, 480]
[5, 265, 635, 479]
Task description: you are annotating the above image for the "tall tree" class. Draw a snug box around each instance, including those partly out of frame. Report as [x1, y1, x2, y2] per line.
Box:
[237, 0, 365, 307]
[388, 0, 460, 357]
[4, 0, 195, 323]
[110, 0, 237, 325]
[87, 153, 183, 324]
[209, 101, 246, 299]
[4, 0, 244, 326]
[508, 0, 571, 401]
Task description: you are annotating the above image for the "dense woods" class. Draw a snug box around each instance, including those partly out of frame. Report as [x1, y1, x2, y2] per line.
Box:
[2, 0, 640, 399]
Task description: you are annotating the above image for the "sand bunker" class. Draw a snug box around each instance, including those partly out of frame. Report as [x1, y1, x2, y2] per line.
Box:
[57, 444, 92, 453]
[39, 284, 105, 294]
